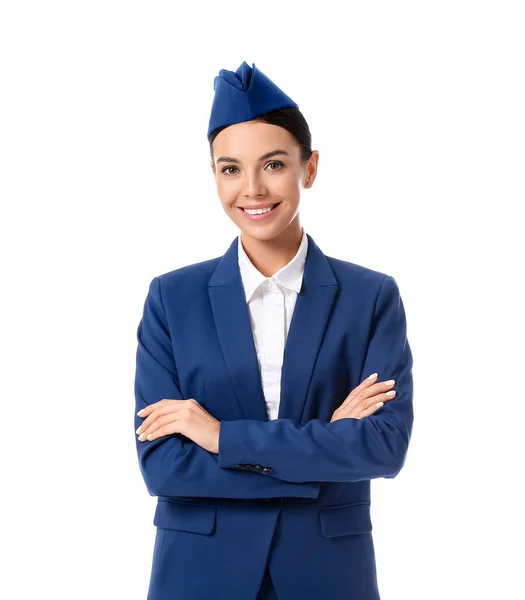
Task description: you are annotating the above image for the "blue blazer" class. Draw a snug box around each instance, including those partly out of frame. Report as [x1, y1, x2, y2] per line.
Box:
[134, 232, 414, 600]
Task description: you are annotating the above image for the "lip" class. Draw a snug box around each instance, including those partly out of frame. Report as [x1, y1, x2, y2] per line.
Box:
[238, 202, 276, 210]
[237, 202, 282, 222]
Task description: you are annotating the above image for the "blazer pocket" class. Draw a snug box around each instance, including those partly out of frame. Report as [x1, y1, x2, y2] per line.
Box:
[154, 499, 217, 536]
[319, 502, 372, 538]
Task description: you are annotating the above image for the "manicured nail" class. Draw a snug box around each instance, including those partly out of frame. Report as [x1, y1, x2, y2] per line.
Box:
[138, 433, 145, 441]
[385, 379, 395, 385]
[376, 402, 384, 407]
[146, 434, 152, 440]
[136, 426, 142, 434]
[137, 409, 144, 416]
[368, 373, 378, 379]
[386, 390, 396, 396]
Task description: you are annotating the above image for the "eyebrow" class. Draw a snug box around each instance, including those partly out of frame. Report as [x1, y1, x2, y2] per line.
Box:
[216, 149, 290, 164]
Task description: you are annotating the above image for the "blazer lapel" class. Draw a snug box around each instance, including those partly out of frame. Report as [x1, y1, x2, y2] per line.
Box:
[208, 233, 339, 423]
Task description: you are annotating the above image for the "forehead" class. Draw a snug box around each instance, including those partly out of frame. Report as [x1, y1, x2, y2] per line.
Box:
[212, 121, 297, 159]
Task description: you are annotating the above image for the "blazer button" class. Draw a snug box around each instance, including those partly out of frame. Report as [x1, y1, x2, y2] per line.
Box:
[253, 464, 263, 471]
[262, 467, 273, 474]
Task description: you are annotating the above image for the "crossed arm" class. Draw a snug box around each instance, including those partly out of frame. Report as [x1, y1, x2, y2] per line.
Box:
[134, 275, 413, 497]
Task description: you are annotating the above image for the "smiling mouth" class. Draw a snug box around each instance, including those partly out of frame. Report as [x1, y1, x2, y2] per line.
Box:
[238, 202, 281, 212]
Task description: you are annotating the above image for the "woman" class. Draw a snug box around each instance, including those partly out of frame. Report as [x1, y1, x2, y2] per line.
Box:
[134, 61, 414, 600]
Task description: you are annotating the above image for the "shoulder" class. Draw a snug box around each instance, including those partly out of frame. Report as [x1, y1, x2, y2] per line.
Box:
[149, 251, 398, 300]
[324, 256, 403, 316]
[325, 255, 404, 306]
[325, 255, 392, 291]
[152, 256, 223, 297]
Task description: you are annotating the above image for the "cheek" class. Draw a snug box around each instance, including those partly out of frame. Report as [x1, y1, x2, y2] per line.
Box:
[274, 173, 300, 198]
[217, 181, 236, 205]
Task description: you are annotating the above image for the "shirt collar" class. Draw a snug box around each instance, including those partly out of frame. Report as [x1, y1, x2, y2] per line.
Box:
[237, 228, 309, 303]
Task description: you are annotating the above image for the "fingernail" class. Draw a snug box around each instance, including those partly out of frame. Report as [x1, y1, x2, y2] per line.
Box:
[136, 426, 142, 434]
[385, 379, 395, 385]
[137, 409, 144, 416]
[138, 433, 145, 441]
[376, 402, 384, 407]
[368, 373, 378, 379]
[386, 390, 396, 396]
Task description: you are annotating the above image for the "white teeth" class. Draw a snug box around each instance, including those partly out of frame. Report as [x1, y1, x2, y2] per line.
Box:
[243, 205, 274, 215]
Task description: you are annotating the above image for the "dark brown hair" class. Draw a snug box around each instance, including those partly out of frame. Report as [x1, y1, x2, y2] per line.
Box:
[209, 106, 313, 163]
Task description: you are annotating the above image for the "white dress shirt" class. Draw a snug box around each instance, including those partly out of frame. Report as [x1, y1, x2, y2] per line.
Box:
[237, 228, 309, 420]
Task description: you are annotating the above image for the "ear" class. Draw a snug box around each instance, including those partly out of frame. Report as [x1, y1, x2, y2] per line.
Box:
[210, 160, 216, 176]
[305, 150, 319, 187]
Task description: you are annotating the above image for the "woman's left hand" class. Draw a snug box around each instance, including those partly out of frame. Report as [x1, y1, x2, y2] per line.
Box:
[136, 399, 220, 454]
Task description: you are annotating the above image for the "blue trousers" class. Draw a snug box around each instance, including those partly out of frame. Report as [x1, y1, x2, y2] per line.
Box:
[256, 565, 279, 600]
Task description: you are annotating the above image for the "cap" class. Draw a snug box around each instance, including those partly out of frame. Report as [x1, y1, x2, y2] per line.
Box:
[207, 61, 298, 139]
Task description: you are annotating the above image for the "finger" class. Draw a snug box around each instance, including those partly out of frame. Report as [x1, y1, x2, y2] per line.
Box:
[136, 399, 187, 431]
[368, 379, 396, 397]
[136, 398, 185, 418]
[138, 411, 182, 441]
[358, 400, 385, 419]
[356, 372, 380, 391]
[355, 389, 397, 414]
[138, 401, 198, 440]
[136, 403, 158, 418]
[355, 382, 396, 409]
[136, 401, 186, 435]
[344, 374, 386, 405]
[136, 404, 170, 434]
[357, 379, 396, 401]
[337, 388, 396, 420]
[340, 378, 396, 412]
[337, 373, 379, 412]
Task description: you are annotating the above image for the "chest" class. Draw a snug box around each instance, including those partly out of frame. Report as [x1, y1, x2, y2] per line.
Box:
[167, 284, 372, 424]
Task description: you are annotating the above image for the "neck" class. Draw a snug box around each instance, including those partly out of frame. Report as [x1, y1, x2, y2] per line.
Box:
[240, 221, 304, 278]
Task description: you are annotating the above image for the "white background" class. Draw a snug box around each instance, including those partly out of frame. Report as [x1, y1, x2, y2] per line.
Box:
[1, 1, 523, 598]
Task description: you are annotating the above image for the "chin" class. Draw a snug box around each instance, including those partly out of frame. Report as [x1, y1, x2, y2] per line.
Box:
[240, 224, 288, 241]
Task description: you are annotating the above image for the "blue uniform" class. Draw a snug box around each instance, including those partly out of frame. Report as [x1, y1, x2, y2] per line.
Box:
[134, 232, 414, 599]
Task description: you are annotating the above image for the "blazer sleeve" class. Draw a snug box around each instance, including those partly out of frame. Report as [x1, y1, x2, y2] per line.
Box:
[134, 276, 320, 499]
[218, 275, 414, 483]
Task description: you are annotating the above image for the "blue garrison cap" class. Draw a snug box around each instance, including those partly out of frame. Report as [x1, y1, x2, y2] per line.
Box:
[207, 61, 298, 139]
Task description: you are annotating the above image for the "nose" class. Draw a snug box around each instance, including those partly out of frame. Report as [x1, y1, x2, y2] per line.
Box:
[243, 172, 267, 198]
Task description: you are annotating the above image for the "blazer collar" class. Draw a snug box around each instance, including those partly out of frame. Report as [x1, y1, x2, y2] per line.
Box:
[208, 232, 339, 422]
[237, 228, 309, 302]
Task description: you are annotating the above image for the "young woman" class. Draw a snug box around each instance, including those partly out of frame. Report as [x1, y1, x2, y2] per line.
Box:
[134, 61, 414, 600]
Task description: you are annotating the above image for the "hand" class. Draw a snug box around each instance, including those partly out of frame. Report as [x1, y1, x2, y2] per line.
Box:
[330, 373, 396, 422]
[136, 399, 221, 454]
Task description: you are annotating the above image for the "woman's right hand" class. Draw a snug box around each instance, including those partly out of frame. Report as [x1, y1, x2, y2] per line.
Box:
[330, 373, 396, 422]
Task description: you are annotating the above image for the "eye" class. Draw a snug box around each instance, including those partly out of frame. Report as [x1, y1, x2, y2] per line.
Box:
[266, 160, 284, 171]
[221, 166, 239, 176]
[220, 161, 285, 176]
